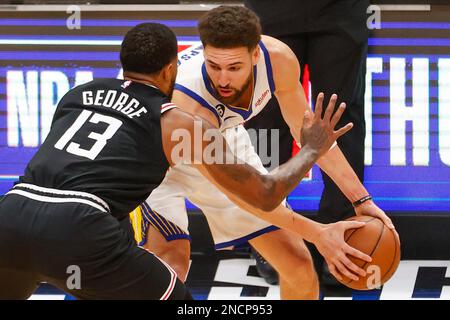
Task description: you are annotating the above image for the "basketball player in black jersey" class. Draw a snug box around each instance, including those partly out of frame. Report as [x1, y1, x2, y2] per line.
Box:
[0, 23, 367, 299]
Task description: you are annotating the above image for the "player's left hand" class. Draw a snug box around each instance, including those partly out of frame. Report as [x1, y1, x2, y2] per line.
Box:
[354, 200, 396, 230]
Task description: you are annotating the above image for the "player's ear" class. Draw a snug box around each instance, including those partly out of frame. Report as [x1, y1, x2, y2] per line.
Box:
[160, 62, 171, 82]
[161, 60, 177, 81]
[251, 45, 260, 66]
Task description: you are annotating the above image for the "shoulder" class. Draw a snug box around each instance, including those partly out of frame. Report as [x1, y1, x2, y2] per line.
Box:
[261, 35, 300, 69]
[161, 107, 214, 132]
[261, 35, 301, 91]
[160, 107, 219, 166]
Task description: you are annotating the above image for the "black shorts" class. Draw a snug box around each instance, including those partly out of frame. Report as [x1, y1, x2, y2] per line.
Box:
[0, 183, 190, 300]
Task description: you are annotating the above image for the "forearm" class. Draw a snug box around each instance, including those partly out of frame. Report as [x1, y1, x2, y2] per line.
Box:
[202, 176, 325, 243]
[197, 144, 319, 212]
[255, 204, 324, 244]
[316, 145, 368, 202]
[265, 145, 319, 206]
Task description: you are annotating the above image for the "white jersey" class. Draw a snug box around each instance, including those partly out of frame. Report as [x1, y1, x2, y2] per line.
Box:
[134, 43, 283, 248]
[176, 41, 276, 131]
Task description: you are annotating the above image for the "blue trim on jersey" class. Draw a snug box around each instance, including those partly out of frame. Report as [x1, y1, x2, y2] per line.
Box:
[142, 202, 185, 237]
[174, 83, 221, 124]
[138, 234, 191, 246]
[166, 234, 192, 242]
[202, 63, 216, 98]
[214, 225, 280, 250]
[139, 202, 191, 244]
[141, 203, 173, 237]
[259, 41, 276, 93]
[201, 63, 257, 120]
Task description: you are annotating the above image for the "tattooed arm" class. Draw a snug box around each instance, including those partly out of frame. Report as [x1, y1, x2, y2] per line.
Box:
[195, 144, 319, 211]
[160, 94, 372, 281]
[161, 93, 351, 212]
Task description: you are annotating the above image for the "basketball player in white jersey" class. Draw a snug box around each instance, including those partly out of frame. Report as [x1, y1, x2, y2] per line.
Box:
[130, 6, 396, 299]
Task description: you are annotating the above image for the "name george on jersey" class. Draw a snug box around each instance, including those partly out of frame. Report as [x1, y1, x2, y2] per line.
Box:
[82, 90, 148, 119]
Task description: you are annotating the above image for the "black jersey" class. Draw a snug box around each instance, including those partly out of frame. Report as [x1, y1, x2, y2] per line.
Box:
[19, 79, 173, 220]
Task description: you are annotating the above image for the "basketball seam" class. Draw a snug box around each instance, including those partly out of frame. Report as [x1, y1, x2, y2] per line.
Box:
[364, 222, 385, 269]
[344, 217, 376, 242]
[341, 217, 377, 285]
[345, 220, 384, 287]
[380, 230, 400, 283]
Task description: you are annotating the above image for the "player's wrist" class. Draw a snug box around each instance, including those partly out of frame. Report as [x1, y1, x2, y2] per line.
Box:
[303, 220, 326, 244]
[352, 195, 373, 208]
[296, 141, 337, 151]
[297, 144, 320, 160]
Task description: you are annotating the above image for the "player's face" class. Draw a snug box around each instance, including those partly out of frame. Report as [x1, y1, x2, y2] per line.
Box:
[204, 45, 259, 105]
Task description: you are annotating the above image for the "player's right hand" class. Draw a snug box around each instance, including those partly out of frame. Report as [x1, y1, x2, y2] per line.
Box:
[314, 221, 372, 282]
[300, 93, 353, 158]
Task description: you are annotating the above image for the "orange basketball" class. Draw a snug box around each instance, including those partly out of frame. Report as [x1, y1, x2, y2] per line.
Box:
[337, 215, 401, 290]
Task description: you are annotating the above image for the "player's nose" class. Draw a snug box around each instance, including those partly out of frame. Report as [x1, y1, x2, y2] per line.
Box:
[217, 71, 230, 87]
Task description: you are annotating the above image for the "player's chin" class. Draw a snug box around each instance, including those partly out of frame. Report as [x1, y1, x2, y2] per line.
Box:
[219, 94, 238, 104]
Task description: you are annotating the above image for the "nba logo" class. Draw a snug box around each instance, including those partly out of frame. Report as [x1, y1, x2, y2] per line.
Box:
[121, 81, 131, 89]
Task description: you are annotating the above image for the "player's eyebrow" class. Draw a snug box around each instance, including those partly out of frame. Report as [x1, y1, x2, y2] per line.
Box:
[206, 59, 244, 67]
[227, 62, 243, 67]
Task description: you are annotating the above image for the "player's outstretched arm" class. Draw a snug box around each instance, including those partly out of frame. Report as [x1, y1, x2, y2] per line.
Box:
[270, 37, 395, 229]
[161, 102, 372, 280]
[160, 93, 351, 212]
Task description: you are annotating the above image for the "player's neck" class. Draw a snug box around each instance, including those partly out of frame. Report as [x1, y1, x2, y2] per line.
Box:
[123, 72, 162, 92]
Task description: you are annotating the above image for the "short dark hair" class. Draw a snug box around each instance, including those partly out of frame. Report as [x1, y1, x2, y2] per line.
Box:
[198, 6, 262, 51]
[120, 23, 178, 75]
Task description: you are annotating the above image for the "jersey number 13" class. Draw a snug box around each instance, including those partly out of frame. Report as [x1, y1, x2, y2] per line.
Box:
[54, 110, 123, 160]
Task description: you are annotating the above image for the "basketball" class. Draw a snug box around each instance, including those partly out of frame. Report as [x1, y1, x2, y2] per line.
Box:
[338, 215, 401, 290]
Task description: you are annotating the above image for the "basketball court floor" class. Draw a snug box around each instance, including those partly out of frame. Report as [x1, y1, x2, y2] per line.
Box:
[28, 252, 450, 300]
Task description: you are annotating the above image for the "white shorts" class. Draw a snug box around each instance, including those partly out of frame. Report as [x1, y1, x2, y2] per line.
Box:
[135, 125, 280, 250]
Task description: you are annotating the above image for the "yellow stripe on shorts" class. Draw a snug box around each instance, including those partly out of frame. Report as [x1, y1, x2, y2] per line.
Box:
[129, 206, 143, 245]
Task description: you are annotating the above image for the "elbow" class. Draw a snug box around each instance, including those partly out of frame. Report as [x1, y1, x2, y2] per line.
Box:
[249, 197, 277, 212]
[258, 199, 279, 212]
[255, 178, 281, 212]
